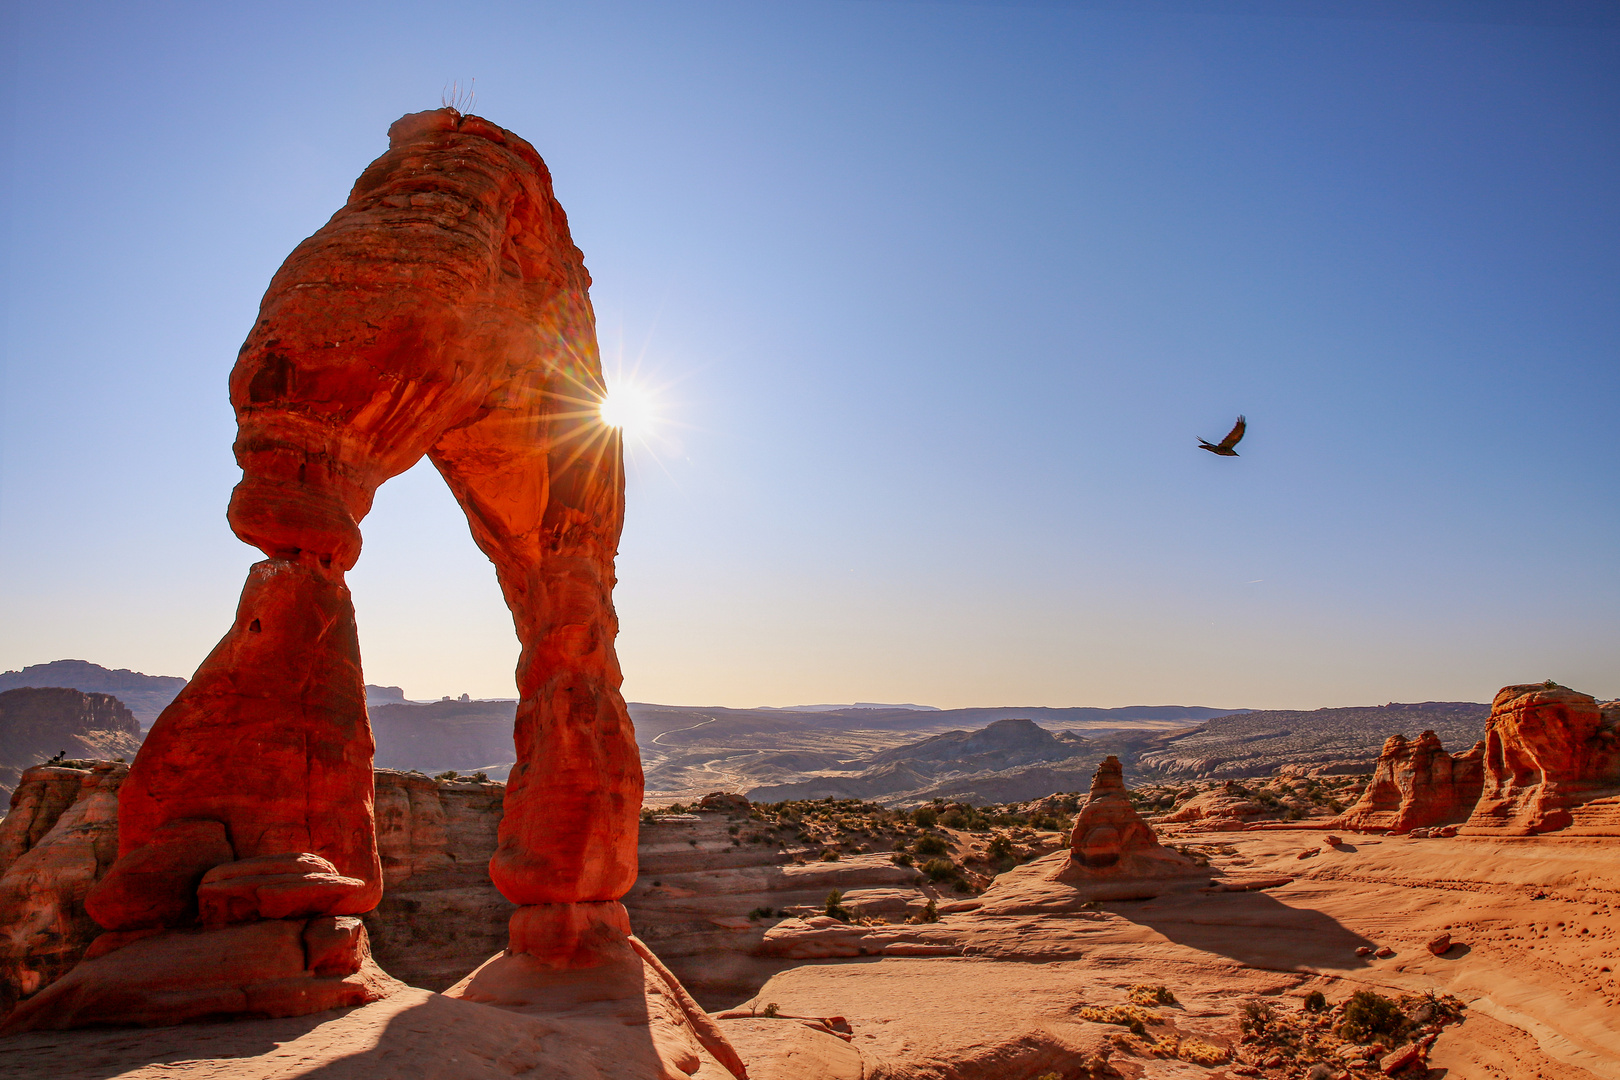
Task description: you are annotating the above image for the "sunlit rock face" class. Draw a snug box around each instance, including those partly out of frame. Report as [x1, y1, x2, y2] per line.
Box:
[6, 108, 641, 1033]
[0, 763, 125, 1016]
[1465, 683, 1620, 836]
[1068, 756, 1190, 873]
[1339, 730, 1485, 833]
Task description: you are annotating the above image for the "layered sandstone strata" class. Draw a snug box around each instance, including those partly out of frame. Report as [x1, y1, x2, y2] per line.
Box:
[1338, 730, 1485, 834]
[7, 108, 657, 1040]
[367, 769, 512, 989]
[1465, 683, 1620, 836]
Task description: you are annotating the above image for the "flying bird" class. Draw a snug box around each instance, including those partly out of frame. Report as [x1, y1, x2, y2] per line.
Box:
[1199, 415, 1246, 456]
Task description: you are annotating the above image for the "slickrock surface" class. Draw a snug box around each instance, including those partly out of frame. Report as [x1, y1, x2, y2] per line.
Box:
[1339, 730, 1486, 833]
[1466, 683, 1620, 836]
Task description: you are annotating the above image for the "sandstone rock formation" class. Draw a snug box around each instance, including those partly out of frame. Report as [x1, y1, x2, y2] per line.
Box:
[7, 108, 659, 1041]
[0, 762, 125, 1015]
[1067, 756, 1198, 879]
[1465, 682, 1620, 836]
[1337, 730, 1486, 834]
[0, 688, 141, 798]
[1162, 782, 1269, 830]
[367, 769, 512, 989]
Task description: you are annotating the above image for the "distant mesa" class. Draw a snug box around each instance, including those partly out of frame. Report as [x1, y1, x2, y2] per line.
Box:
[758, 702, 941, 712]
[0, 660, 185, 728]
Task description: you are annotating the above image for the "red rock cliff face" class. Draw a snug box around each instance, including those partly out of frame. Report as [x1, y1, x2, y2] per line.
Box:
[7, 108, 639, 1033]
[1465, 683, 1620, 836]
[0, 763, 125, 1016]
[1339, 730, 1485, 833]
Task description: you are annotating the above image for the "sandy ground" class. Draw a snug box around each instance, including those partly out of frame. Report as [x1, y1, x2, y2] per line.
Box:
[1, 829, 1614, 1080]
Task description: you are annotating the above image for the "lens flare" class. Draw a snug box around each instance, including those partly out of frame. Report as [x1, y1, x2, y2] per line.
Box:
[598, 382, 655, 437]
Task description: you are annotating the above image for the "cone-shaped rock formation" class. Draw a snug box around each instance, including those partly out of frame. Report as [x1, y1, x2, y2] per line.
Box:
[1067, 756, 1198, 878]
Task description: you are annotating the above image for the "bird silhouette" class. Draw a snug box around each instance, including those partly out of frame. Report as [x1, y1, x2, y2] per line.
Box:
[1199, 415, 1246, 456]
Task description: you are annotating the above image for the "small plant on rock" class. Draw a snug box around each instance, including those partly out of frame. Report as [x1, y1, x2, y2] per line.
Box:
[1128, 984, 1177, 1006]
[824, 889, 852, 922]
[1337, 990, 1407, 1043]
[1301, 990, 1327, 1013]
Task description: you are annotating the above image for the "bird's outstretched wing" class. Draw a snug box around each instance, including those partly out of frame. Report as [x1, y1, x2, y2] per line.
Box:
[1218, 415, 1246, 451]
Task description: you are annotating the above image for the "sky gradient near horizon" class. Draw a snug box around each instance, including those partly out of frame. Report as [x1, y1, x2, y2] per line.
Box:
[2, 1, 1617, 709]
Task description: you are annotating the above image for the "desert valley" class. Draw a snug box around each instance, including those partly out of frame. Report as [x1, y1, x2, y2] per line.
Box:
[1, 657, 1616, 1079]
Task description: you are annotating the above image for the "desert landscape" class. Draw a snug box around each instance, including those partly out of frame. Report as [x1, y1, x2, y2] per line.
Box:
[2, 5, 1616, 1079]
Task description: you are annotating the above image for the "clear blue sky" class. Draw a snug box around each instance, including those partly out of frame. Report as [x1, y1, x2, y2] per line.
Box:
[2, 1, 1616, 709]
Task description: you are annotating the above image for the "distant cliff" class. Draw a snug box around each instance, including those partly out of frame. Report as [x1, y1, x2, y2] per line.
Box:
[0, 689, 142, 798]
[0, 661, 184, 728]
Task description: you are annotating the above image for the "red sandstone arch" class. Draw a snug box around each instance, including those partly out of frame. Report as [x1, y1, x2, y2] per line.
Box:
[5, 109, 661, 1035]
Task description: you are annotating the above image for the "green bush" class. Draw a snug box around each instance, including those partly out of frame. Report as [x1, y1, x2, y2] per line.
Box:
[987, 834, 1014, 860]
[922, 858, 958, 882]
[891, 852, 914, 867]
[912, 806, 939, 828]
[1302, 990, 1327, 1013]
[820, 849, 840, 862]
[824, 889, 851, 922]
[914, 834, 950, 857]
[1338, 990, 1407, 1042]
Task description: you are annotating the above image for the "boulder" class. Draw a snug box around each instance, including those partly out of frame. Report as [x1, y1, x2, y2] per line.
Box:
[1465, 683, 1620, 835]
[1162, 783, 1268, 828]
[698, 792, 751, 814]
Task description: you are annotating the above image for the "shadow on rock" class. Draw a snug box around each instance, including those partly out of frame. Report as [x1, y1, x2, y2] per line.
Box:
[1097, 888, 1376, 972]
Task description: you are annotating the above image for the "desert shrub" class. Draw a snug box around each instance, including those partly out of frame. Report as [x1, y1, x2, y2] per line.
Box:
[1030, 813, 1062, 831]
[728, 824, 740, 835]
[914, 834, 950, 856]
[940, 809, 968, 829]
[761, 1002, 779, 1018]
[824, 889, 851, 922]
[747, 906, 775, 919]
[1079, 1004, 1156, 1037]
[1128, 984, 1177, 1006]
[1337, 990, 1407, 1043]
[820, 849, 840, 862]
[921, 858, 958, 882]
[987, 834, 1014, 860]
[891, 852, 914, 867]
[911, 806, 939, 828]
[919, 899, 938, 922]
[1239, 1000, 1276, 1036]
[1302, 990, 1327, 1013]
[1178, 1038, 1229, 1065]
[435, 770, 459, 780]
